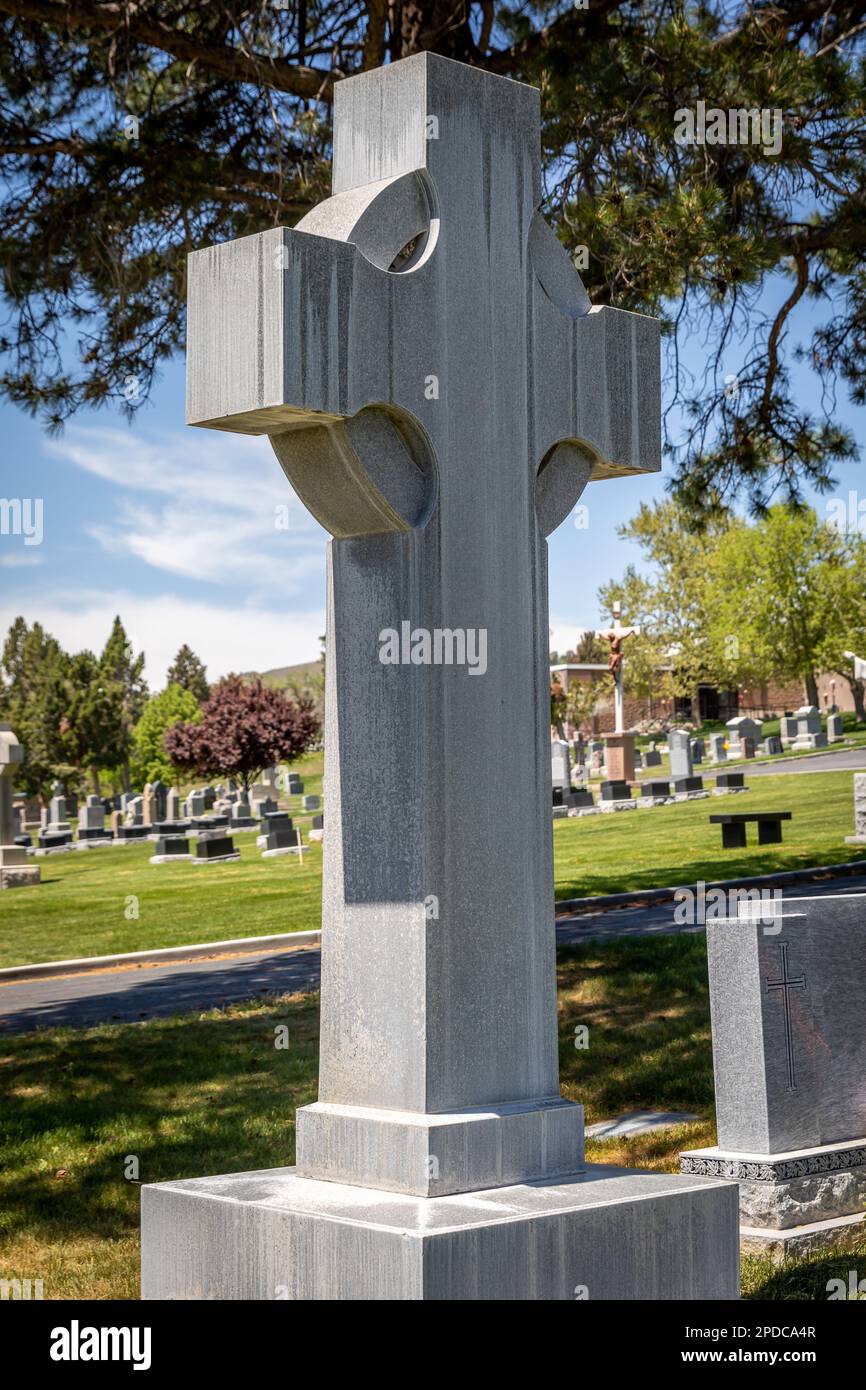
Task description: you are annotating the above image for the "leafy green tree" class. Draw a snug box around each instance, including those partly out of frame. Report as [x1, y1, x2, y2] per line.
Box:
[2, 3, 865, 504]
[599, 501, 732, 719]
[165, 645, 209, 704]
[132, 682, 202, 786]
[705, 506, 859, 706]
[0, 617, 68, 798]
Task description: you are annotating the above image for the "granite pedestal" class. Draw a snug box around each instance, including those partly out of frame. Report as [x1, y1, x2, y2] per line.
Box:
[143, 1164, 737, 1301]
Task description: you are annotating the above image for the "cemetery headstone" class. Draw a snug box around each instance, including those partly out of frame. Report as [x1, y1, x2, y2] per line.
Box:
[726, 716, 761, 757]
[844, 773, 866, 845]
[0, 725, 41, 887]
[668, 729, 693, 782]
[740, 736, 756, 759]
[550, 739, 571, 804]
[643, 747, 662, 767]
[166, 787, 181, 821]
[762, 735, 783, 756]
[142, 782, 155, 826]
[48, 779, 69, 832]
[230, 796, 257, 829]
[77, 794, 113, 845]
[826, 712, 843, 742]
[302, 794, 321, 812]
[791, 705, 826, 751]
[193, 832, 240, 864]
[642, 780, 671, 803]
[150, 835, 193, 864]
[261, 821, 304, 858]
[709, 733, 726, 763]
[681, 894, 866, 1257]
[779, 714, 798, 747]
[141, 51, 736, 1302]
[588, 740, 605, 772]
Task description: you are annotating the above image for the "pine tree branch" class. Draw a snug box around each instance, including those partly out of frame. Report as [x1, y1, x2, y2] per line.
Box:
[0, 0, 338, 100]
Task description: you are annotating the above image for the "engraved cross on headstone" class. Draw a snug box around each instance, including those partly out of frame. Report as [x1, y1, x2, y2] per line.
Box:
[765, 940, 806, 1091]
[186, 52, 660, 1196]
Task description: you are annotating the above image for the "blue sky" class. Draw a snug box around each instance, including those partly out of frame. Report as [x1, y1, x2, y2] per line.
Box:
[1, 293, 864, 687]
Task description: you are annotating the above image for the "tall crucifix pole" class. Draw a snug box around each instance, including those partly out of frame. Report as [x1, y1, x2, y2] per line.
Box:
[142, 52, 737, 1301]
[596, 600, 640, 788]
[597, 600, 640, 734]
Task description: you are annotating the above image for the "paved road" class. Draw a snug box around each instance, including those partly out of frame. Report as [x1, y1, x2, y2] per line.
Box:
[3, 874, 865, 1035]
[733, 747, 866, 776]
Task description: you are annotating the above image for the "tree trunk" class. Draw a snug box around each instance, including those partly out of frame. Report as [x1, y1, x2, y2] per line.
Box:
[398, 2, 476, 58]
[804, 671, 819, 707]
[90, 765, 101, 796]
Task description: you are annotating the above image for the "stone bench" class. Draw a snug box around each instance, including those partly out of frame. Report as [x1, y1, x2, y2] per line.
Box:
[709, 810, 792, 848]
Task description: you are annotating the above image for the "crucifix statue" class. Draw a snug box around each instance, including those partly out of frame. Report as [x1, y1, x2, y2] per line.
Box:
[142, 52, 736, 1301]
[597, 600, 640, 735]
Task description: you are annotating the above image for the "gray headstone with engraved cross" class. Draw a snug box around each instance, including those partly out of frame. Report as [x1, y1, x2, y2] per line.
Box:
[681, 893, 866, 1256]
[142, 52, 736, 1301]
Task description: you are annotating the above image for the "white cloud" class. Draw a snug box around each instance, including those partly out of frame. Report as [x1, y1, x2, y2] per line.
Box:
[0, 551, 44, 568]
[0, 589, 325, 687]
[45, 424, 326, 584]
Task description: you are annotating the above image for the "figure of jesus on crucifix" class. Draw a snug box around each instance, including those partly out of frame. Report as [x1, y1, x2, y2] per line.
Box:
[597, 601, 640, 736]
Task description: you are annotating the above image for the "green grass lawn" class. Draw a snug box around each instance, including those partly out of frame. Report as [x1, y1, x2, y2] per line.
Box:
[1, 765, 862, 968]
[1, 936, 861, 1299]
[553, 769, 863, 901]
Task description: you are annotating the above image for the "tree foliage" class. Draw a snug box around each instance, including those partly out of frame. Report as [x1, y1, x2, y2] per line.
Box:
[164, 675, 320, 788]
[131, 680, 201, 785]
[0, 617, 67, 796]
[165, 643, 209, 703]
[705, 505, 866, 707]
[1, 3, 865, 505]
[601, 499, 866, 713]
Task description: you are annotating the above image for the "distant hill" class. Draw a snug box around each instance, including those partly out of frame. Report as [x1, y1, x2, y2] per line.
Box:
[244, 659, 323, 693]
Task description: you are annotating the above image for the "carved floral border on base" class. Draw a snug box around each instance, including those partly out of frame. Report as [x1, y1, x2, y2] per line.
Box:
[681, 1146, 866, 1184]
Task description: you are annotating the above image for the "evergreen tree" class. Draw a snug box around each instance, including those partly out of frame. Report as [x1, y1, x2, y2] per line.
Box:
[2, 4, 865, 504]
[99, 616, 148, 789]
[165, 645, 209, 704]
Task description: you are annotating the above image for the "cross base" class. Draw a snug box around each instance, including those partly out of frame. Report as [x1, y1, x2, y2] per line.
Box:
[295, 1097, 584, 1197]
[141, 1164, 739, 1300]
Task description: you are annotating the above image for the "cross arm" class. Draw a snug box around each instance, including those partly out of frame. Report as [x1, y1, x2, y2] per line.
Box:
[528, 213, 661, 480]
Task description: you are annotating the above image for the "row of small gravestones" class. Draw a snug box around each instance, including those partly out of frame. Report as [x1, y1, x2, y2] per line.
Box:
[14, 770, 322, 862]
[552, 705, 843, 817]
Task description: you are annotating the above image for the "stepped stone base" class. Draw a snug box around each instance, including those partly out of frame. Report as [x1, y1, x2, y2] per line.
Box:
[295, 1097, 584, 1197]
[681, 1139, 866, 1261]
[141, 1163, 739, 1301]
[0, 864, 41, 888]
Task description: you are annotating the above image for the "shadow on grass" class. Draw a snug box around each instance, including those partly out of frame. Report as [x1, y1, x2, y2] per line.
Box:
[0, 992, 319, 1255]
[556, 936, 715, 1122]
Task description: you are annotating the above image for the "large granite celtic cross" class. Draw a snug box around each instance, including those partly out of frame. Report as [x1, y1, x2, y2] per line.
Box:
[187, 53, 659, 1196]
